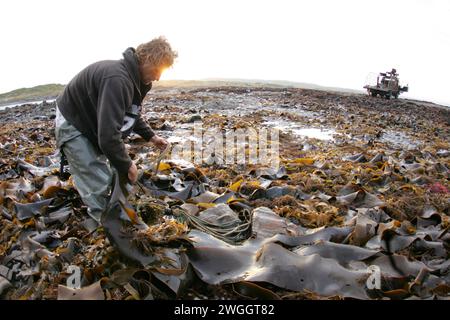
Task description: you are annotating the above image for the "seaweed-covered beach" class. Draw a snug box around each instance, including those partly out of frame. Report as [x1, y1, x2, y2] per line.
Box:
[0, 86, 449, 300]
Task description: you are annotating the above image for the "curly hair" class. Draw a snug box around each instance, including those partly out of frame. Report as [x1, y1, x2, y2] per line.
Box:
[136, 36, 178, 69]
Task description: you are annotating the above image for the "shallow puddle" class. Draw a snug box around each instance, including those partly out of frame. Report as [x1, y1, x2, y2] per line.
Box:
[380, 130, 422, 150]
[263, 119, 336, 141]
[291, 128, 336, 140]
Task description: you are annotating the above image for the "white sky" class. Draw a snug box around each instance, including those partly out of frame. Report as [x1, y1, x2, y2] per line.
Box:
[1, 0, 449, 105]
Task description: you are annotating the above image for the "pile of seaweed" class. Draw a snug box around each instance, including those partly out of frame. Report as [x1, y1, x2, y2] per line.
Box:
[0, 87, 449, 300]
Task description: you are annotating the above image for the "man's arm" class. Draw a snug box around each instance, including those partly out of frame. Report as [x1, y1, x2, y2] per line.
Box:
[97, 76, 133, 176]
[132, 115, 155, 141]
[133, 115, 168, 150]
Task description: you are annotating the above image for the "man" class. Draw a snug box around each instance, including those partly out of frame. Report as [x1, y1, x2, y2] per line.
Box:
[55, 36, 177, 222]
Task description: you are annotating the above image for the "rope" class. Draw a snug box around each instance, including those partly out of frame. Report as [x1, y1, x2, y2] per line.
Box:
[173, 206, 253, 245]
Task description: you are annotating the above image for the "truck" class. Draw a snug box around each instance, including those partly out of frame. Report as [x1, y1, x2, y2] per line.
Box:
[364, 68, 408, 99]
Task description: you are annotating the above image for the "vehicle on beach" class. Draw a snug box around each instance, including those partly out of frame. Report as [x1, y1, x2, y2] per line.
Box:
[364, 69, 408, 99]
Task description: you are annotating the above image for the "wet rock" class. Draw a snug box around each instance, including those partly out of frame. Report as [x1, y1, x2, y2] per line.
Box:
[186, 114, 202, 123]
[0, 276, 12, 296]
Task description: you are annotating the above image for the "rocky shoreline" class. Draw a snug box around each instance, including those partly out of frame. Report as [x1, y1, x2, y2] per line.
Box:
[0, 86, 449, 300]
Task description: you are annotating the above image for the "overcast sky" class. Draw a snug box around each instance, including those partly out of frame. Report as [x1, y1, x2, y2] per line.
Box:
[1, 0, 449, 105]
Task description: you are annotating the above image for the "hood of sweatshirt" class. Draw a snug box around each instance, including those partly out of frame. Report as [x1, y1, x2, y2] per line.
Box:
[122, 47, 152, 99]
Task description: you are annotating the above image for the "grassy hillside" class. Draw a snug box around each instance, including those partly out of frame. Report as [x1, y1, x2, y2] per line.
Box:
[0, 84, 64, 105]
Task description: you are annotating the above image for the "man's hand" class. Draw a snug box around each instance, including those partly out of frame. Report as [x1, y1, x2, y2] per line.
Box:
[128, 161, 138, 184]
[150, 135, 169, 150]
